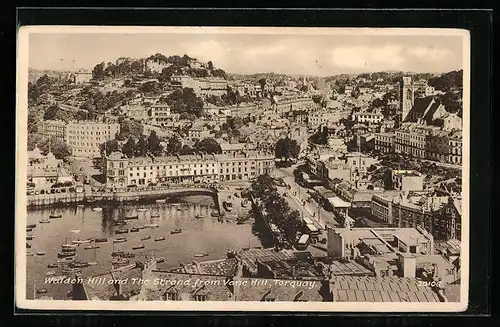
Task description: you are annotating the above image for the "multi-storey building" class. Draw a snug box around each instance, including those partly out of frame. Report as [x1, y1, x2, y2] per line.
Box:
[391, 170, 424, 191]
[103, 151, 275, 187]
[394, 123, 439, 159]
[171, 75, 228, 98]
[425, 131, 450, 162]
[374, 132, 395, 153]
[448, 130, 462, 165]
[39, 120, 67, 141]
[308, 112, 343, 129]
[148, 103, 171, 126]
[145, 59, 171, 73]
[121, 104, 149, 121]
[352, 112, 384, 124]
[66, 121, 120, 158]
[72, 69, 92, 84]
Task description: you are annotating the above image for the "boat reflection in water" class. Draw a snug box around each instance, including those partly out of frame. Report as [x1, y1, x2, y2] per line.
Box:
[26, 196, 262, 300]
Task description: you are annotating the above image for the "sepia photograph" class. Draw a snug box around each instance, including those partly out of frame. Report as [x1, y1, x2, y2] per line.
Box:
[16, 26, 469, 312]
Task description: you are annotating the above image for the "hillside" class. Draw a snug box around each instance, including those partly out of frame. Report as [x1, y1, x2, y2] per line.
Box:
[91, 53, 228, 81]
[28, 68, 71, 84]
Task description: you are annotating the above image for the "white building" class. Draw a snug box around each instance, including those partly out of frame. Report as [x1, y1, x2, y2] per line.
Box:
[66, 121, 120, 158]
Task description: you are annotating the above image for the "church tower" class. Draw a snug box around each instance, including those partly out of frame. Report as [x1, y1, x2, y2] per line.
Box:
[399, 76, 416, 123]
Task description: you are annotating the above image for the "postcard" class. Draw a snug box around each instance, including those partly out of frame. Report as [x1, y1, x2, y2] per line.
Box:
[16, 26, 469, 312]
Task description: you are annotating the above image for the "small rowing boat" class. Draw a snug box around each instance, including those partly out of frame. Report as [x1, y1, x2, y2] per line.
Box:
[150, 214, 160, 218]
[46, 271, 56, 276]
[144, 223, 159, 228]
[58, 251, 77, 258]
[140, 236, 151, 241]
[49, 214, 62, 219]
[132, 244, 145, 250]
[195, 215, 204, 219]
[194, 252, 208, 258]
[137, 208, 148, 212]
[92, 207, 103, 212]
[170, 229, 182, 235]
[47, 263, 58, 268]
[114, 229, 128, 235]
[58, 257, 76, 263]
[113, 237, 127, 244]
[95, 237, 108, 243]
[36, 251, 46, 256]
[155, 257, 165, 263]
[156, 199, 166, 203]
[26, 251, 34, 256]
[124, 215, 139, 220]
[26, 242, 31, 248]
[130, 227, 139, 233]
[26, 235, 34, 241]
[26, 228, 33, 232]
[39, 219, 50, 224]
[27, 224, 36, 228]
[155, 236, 166, 242]
[83, 245, 100, 250]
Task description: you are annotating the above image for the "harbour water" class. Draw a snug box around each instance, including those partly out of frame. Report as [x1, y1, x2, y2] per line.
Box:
[25, 195, 263, 300]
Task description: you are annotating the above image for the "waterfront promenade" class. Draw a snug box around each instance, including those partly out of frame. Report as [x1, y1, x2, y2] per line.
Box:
[26, 185, 218, 209]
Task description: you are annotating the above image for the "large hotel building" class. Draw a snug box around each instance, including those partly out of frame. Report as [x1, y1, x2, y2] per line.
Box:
[104, 151, 275, 187]
[66, 121, 120, 158]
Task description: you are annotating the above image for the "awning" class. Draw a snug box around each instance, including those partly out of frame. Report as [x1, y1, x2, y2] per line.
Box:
[328, 196, 351, 208]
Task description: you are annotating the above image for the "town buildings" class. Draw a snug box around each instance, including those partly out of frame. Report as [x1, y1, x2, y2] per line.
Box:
[171, 75, 228, 98]
[66, 121, 120, 158]
[72, 69, 92, 84]
[103, 151, 275, 187]
[391, 170, 424, 191]
[352, 112, 384, 124]
[39, 120, 67, 141]
[145, 58, 171, 73]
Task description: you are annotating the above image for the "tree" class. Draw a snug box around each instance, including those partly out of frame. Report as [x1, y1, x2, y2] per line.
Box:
[250, 174, 277, 200]
[207, 61, 214, 70]
[136, 135, 148, 157]
[147, 130, 163, 156]
[122, 137, 136, 158]
[196, 137, 222, 154]
[117, 119, 144, 140]
[275, 137, 300, 161]
[100, 139, 120, 156]
[92, 62, 105, 80]
[43, 104, 60, 120]
[166, 136, 182, 155]
[179, 145, 195, 155]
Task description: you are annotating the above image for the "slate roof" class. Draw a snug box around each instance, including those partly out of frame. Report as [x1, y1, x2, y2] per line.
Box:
[172, 258, 239, 277]
[234, 277, 326, 301]
[331, 276, 441, 302]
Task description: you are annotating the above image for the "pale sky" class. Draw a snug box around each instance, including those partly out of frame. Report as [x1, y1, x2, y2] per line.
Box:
[28, 30, 464, 76]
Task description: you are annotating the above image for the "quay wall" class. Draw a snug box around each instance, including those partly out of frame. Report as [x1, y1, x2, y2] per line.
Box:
[26, 188, 218, 210]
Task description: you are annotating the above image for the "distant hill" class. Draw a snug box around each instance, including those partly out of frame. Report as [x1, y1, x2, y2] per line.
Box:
[28, 68, 71, 84]
[428, 70, 463, 92]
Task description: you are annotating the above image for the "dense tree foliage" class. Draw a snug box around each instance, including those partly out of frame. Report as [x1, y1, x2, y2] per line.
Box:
[27, 134, 71, 159]
[195, 137, 222, 154]
[428, 70, 463, 92]
[99, 139, 120, 156]
[275, 137, 300, 161]
[166, 136, 182, 155]
[162, 88, 204, 117]
[116, 118, 144, 141]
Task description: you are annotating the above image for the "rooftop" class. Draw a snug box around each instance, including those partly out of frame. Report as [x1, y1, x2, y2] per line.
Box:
[331, 275, 441, 302]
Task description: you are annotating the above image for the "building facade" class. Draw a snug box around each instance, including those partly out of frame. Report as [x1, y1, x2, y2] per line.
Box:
[104, 151, 274, 187]
[374, 132, 395, 154]
[66, 121, 120, 158]
[39, 120, 67, 140]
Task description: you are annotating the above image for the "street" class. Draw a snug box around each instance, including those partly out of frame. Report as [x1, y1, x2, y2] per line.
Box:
[273, 164, 340, 230]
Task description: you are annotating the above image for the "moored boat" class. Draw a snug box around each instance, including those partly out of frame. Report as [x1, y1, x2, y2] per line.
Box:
[58, 251, 77, 258]
[46, 271, 56, 276]
[61, 247, 77, 252]
[137, 208, 148, 212]
[140, 235, 151, 241]
[62, 244, 78, 250]
[26, 228, 33, 232]
[77, 204, 84, 208]
[132, 244, 145, 250]
[150, 214, 160, 218]
[194, 252, 208, 257]
[62, 267, 81, 274]
[27, 224, 36, 228]
[155, 236, 166, 241]
[47, 263, 58, 268]
[83, 244, 100, 250]
[113, 237, 127, 244]
[26, 235, 34, 240]
[170, 229, 182, 235]
[130, 227, 139, 233]
[49, 214, 62, 219]
[114, 229, 128, 235]
[156, 199, 166, 203]
[124, 215, 139, 220]
[36, 251, 46, 256]
[195, 215, 204, 219]
[155, 257, 165, 263]
[36, 288, 48, 294]
[39, 219, 50, 224]
[58, 256, 76, 263]
[69, 261, 89, 268]
[72, 239, 92, 245]
[144, 223, 159, 228]
[111, 258, 130, 266]
[111, 251, 125, 257]
[26, 251, 34, 256]
[92, 207, 103, 212]
[95, 237, 108, 243]
[26, 242, 31, 249]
